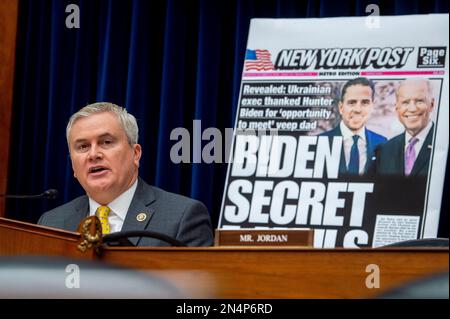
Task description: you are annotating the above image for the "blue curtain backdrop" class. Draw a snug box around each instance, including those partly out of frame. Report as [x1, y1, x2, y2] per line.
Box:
[6, 0, 449, 235]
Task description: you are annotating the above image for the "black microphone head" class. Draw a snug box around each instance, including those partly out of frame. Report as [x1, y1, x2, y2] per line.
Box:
[42, 189, 58, 199]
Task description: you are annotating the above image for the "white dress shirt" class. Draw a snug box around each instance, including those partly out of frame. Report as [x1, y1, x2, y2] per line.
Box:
[89, 179, 138, 233]
[404, 120, 433, 158]
[340, 122, 367, 175]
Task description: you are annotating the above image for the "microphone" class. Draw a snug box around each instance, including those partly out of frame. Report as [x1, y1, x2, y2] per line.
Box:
[0, 189, 58, 199]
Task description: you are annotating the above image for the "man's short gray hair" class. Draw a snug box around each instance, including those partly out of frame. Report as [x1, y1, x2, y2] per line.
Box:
[396, 78, 433, 102]
[66, 102, 139, 145]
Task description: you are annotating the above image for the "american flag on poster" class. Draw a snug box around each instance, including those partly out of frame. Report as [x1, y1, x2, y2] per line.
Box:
[244, 49, 274, 71]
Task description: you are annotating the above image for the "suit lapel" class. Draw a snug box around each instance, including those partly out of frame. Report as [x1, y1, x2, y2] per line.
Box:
[339, 147, 347, 174]
[121, 178, 156, 246]
[333, 126, 348, 174]
[364, 130, 374, 173]
[411, 125, 434, 177]
[396, 134, 406, 175]
[65, 197, 89, 232]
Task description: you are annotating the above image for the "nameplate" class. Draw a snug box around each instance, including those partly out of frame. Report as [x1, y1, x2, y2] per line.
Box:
[214, 229, 314, 247]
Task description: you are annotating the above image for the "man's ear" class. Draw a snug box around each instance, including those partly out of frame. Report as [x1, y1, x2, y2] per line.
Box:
[133, 144, 142, 167]
[69, 153, 77, 178]
[338, 101, 343, 115]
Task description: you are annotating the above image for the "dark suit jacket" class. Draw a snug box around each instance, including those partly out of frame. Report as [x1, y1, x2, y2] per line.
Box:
[320, 124, 387, 174]
[372, 124, 434, 177]
[38, 178, 214, 247]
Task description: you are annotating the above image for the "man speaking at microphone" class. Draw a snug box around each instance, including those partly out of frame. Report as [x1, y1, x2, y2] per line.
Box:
[38, 102, 213, 246]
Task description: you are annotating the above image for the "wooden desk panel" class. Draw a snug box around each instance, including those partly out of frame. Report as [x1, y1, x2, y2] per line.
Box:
[0, 217, 95, 259]
[101, 247, 449, 298]
[1, 217, 447, 298]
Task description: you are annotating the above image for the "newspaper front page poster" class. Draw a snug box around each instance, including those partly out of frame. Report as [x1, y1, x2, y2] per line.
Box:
[218, 14, 449, 248]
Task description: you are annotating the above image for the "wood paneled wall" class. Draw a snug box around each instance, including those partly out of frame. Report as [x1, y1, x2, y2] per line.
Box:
[0, 0, 19, 216]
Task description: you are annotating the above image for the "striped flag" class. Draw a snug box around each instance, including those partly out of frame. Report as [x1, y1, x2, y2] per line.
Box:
[244, 49, 274, 71]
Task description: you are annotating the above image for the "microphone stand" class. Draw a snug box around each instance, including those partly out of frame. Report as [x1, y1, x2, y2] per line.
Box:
[0, 189, 58, 199]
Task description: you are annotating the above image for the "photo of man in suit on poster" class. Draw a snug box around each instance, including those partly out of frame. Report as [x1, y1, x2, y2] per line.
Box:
[321, 77, 387, 176]
[372, 78, 435, 177]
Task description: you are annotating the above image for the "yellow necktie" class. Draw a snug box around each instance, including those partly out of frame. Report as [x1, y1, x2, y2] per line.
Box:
[96, 205, 111, 235]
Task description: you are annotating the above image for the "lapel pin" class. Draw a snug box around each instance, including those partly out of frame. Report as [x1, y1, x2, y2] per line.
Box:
[136, 213, 147, 222]
[427, 144, 432, 149]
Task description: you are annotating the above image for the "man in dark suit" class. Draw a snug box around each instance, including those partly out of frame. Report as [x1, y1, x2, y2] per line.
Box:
[372, 78, 435, 177]
[321, 77, 386, 175]
[38, 102, 213, 246]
